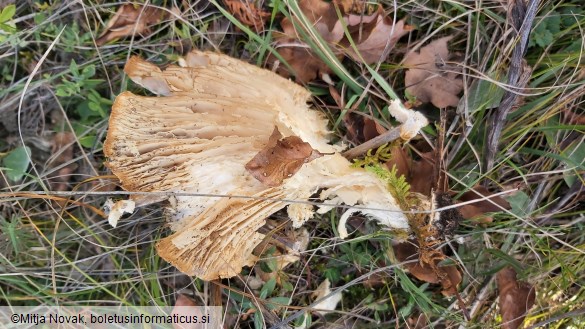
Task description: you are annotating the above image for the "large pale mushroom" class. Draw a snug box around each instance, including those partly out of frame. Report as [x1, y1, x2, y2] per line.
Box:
[104, 51, 428, 280]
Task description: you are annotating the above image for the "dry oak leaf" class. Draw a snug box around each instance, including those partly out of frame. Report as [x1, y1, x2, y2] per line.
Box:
[386, 150, 435, 196]
[105, 51, 414, 280]
[274, 0, 343, 83]
[342, 11, 411, 63]
[274, 0, 409, 83]
[96, 4, 168, 46]
[497, 267, 536, 329]
[222, 0, 270, 32]
[394, 240, 462, 296]
[404, 36, 463, 108]
[246, 127, 323, 187]
[272, 40, 337, 84]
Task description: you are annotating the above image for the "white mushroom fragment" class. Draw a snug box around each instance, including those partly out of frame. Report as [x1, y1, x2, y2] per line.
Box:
[104, 51, 427, 280]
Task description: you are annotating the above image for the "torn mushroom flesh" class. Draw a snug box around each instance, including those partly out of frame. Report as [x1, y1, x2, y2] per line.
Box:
[104, 51, 427, 280]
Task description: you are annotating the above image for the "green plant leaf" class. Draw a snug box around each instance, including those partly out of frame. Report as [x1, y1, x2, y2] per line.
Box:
[2, 146, 31, 182]
[253, 311, 263, 329]
[260, 277, 276, 299]
[561, 140, 585, 187]
[266, 296, 290, 310]
[281, 279, 293, 292]
[0, 5, 16, 23]
[82, 64, 96, 78]
[505, 191, 530, 217]
[293, 312, 310, 328]
[78, 135, 96, 148]
[69, 59, 80, 77]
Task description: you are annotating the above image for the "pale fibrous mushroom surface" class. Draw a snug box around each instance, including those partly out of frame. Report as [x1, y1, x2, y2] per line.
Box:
[104, 51, 423, 280]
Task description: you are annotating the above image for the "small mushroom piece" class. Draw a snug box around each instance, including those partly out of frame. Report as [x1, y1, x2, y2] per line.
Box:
[104, 51, 425, 280]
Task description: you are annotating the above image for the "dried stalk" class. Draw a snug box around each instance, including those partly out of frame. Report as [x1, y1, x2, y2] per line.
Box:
[484, 0, 540, 173]
[342, 126, 401, 160]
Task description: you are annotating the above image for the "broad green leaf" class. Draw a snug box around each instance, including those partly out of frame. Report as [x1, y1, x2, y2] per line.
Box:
[505, 191, 530, 217]
[281, 280, 293, 292]
[266, 297, 290, 310]
[0, 5, 16, 23]
[259, 277, 276, 299]
[253, 311, 263, 329]
[82, 64, 96, 78]
[69, 59, 79, 77]
[78, 135, 96, 148]
[2, 146, 31, 182]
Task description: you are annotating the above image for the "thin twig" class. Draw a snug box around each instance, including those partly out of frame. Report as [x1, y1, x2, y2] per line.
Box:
[341, 126, 402, 160]
[483, 0, 540, 174]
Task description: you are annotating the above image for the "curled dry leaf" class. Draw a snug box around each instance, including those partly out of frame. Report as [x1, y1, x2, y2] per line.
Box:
[394, 240, 462, 296]
[404, 36, 463, 108]
[222, 0, 270, 32]
[342, 12, 411, 63]
[384, 145, 409, 179]
[104, 51, 425, 280]
[497, 267, 536, 329]
[245, 127, 323, 187]
[96, 4, 168, 46]
[273, 41, 337, 84]
[273, 0, 409, 83]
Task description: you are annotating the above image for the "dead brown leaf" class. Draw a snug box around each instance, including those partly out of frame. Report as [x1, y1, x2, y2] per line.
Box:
[341, 10, 411, 63]
[362, 117, 387, 141]
[272, 40, 336, 84]
[171, 294, 206, 329]
[384, 145, 409, 179]
[96, 4, 168, 46]
[497, 267, 536, 329]
[386, 151, 435, 195]
[404, 36, 463, 108]
[407, 313, 430, 329]
[343, 113, 387, 145]
[245, 127, 323, 186]
[273, 0, 409, 83]
[272, 0, 342, 83]
[456, 185, 511, 223]
[223, 0, 270, 32]
[394, 240, 462, 296]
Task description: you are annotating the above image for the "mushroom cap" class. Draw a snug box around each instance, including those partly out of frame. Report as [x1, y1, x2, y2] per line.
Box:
[105, 51, 412, 280]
